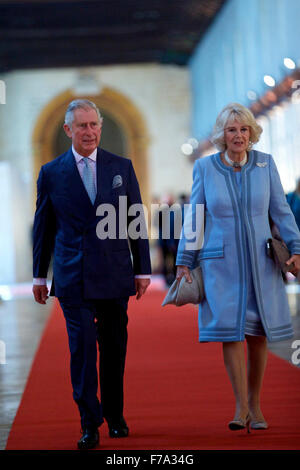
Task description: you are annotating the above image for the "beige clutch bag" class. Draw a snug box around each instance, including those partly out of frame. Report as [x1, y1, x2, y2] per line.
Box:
[161, 266, 204, 307]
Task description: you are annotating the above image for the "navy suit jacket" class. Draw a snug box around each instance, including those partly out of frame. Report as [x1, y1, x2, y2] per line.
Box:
[33, 147, 151, 299]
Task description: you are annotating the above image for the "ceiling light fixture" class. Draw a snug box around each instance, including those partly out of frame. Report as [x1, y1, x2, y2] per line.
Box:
[283, 57, 296, 69]
[264, 75, 276, 87]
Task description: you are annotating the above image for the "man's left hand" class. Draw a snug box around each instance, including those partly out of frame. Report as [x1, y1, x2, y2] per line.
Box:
[135, 278, 151, 300]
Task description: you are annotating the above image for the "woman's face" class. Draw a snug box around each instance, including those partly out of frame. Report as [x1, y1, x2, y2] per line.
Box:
[224, 119, 250, 154]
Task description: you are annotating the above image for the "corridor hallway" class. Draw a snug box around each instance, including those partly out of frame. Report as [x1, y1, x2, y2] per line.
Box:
[1, 277, 300, 450]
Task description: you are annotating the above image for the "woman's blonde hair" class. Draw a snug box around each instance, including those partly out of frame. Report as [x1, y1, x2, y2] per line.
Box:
[210, 103, 263, 152]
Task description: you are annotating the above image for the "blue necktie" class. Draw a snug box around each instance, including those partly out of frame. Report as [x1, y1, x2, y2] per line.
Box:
[82, 157, 96, 204]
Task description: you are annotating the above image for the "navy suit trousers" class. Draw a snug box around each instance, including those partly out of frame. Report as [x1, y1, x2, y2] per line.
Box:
[59, 296, 129, 430]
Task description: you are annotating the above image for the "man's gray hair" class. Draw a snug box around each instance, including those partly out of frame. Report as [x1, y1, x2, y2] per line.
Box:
[65, 99, 103, 128]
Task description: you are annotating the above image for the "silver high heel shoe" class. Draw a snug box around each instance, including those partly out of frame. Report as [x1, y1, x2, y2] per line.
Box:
[228, 414, 250, 433]
[250, 420, 268, 430]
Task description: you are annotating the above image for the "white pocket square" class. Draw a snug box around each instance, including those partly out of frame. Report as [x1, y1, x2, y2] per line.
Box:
[256, 162, 267, 167]
[112, 175, 123, 188]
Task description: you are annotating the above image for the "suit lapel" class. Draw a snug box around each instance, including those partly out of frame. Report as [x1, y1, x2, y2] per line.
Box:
[60, 147, 116, 220]
[95, 148, 113, 206]
[60, 148, 95, 220]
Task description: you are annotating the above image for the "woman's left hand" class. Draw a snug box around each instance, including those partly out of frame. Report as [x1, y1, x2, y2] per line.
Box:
[286, 254, 300, 276]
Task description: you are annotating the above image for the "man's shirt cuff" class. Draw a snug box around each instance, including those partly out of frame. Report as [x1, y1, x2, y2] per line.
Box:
[33, 278, 47, 285]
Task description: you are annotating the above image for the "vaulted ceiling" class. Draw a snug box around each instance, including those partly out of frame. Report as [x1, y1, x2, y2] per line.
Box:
[0, 0, 226, 72]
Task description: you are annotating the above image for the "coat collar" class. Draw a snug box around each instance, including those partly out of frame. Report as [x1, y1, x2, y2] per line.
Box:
[213, 150, 256, 174]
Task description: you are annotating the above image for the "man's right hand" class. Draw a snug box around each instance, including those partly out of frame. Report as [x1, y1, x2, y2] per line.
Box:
[32, 285, 49, 304]
[176, 265, 192, 283]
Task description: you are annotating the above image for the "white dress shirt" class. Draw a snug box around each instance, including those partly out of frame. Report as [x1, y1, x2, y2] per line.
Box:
[72, 145, 97, 190]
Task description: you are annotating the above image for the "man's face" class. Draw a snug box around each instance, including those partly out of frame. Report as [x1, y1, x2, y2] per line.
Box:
[64, 107, 102, 156]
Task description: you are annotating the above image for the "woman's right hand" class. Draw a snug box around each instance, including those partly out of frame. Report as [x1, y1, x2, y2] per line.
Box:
[176, 265, 192, 283]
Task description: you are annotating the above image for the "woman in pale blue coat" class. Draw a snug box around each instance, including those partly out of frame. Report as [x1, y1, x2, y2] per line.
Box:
[176, 103, 300, 432]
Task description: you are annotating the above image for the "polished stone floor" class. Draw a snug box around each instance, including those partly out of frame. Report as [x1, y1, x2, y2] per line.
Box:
[0, 279, 299, 450]
[0, 294, 53, 450]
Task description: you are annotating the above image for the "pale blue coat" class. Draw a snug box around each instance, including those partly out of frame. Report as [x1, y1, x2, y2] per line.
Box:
[176, 150, 300, 343]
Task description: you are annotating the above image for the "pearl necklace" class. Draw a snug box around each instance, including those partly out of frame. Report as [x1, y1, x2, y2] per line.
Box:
[224, 151, 247, 168]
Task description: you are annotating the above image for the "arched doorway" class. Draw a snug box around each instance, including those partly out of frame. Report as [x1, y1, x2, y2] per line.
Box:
[32, 88, 150, 209]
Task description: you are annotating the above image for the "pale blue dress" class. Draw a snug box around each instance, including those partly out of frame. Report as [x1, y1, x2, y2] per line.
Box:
[235, 171, 265, 336]
[176, 151, 300, 342]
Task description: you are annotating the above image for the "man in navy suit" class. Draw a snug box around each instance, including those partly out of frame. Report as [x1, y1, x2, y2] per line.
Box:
[32, 99, 151, 449]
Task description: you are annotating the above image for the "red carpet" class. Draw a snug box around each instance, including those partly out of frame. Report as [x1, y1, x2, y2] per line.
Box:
[6, 291, 300, 450]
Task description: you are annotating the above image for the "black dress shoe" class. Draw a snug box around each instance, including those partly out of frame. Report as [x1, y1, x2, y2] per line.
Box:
[77, 428, 99, 450]
[108, 418, 129, 438]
